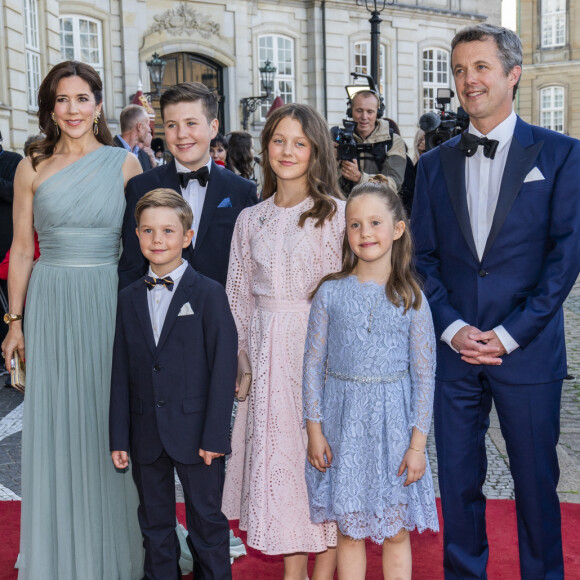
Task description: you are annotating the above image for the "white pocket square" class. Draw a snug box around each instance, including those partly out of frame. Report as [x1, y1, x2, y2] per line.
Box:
[178, 303, 194, 316]
[524, 167, 545, 183]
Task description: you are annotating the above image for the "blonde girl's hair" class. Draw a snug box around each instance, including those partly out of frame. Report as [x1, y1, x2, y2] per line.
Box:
[310, 175, 422, 313]
[260, 103, 344, 228]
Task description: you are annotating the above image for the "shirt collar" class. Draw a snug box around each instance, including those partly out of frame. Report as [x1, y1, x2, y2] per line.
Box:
[116, 135, 140, 156]
[174, 157, 213, 177]
[148, 259, 188, 286]
[469, 110, 517, 153]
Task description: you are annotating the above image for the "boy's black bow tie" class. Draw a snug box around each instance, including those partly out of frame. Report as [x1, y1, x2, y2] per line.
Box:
[144, 275, 174, 291]
[458, 133, 499, 159]
[178, 166, 210, 188]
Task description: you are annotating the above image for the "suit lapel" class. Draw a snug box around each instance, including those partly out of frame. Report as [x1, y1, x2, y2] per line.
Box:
[194, 161, 222, 251]
[131, 282, 156, 355]
[164, 159, 183, 194]
[155, 267, 198, 354]
[482, 118, 544, 258]
[163, 160, 194, 262]
[440, 143, 479, 262]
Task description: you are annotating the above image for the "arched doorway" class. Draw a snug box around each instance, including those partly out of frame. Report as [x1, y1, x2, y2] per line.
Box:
[151, 52, 225, 140]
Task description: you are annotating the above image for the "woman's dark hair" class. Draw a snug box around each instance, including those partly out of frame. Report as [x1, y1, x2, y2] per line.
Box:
[260, 103, 344, 228]
[28, 61, 113, 169]
[310, 175, 422, 313]
[226, 131, 255, 180]
[210, 133, 228, 150]
[23, 133, 45, 157]
[210, 133, 232, 169]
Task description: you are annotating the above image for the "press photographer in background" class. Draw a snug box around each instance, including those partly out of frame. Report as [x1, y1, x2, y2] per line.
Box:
[418, 88, 469, 153]
[332, 77, 406, 197]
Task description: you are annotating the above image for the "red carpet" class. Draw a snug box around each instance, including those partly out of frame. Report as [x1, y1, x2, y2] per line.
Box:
[0, 500, 579, 579]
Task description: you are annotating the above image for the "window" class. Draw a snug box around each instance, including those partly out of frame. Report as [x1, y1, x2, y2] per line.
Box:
[258, 35, 295, 119]
[541, 0, 566, 48]
[540, 86, 564, 133]
[422, 48, 450, 113]
[59, 16, 104, 78]
[24, 0, 41, 110]
[353, 41, 386, 96]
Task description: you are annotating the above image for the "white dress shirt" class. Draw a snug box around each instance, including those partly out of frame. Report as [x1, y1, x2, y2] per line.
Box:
[147, 260, 188, 345]
[175, 158, 212, 248]
[442, 111, 519, 354]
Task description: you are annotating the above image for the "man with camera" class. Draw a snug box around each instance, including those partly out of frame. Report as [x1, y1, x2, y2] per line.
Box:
[412, 23, 580, 579]
[338, 90, 406, 195]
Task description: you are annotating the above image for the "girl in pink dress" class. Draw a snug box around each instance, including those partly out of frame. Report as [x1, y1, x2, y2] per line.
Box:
[223, 104, 345, 579]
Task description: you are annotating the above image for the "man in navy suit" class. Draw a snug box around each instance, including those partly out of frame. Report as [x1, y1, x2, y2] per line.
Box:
[118, 83, 257, 290]
[110, 189, 237, 580]
[412, 24, 580, 579]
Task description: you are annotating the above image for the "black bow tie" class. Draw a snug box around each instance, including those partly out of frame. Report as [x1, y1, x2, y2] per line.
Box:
[458, 132, 499, 160]
[144, 275, 174, 291]
[178, 166, 210, 188]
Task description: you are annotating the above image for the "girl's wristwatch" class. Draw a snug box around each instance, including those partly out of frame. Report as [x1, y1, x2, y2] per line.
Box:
[3, 314, 23, 324]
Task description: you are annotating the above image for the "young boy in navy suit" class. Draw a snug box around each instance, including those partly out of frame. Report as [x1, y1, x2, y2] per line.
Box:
[110, 188, 237, 580]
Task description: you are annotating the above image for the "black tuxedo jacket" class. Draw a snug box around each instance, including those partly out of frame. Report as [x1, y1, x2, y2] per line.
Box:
[113, 135, 152, 172]
[118, 159, 257, 289]
[109, 265, 238, 465]
[412, 116, 580, 384]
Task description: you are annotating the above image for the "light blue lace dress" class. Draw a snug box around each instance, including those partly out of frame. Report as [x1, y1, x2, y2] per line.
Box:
[303, 276, 439, 543]
[18, 147, 143, 579]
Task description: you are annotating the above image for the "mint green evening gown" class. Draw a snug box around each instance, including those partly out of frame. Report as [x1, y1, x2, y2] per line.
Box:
[18, 147, 144, 579]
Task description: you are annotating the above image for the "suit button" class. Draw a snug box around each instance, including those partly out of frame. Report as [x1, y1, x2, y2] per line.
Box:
[156, 400, 165, 408]
[479, 269, 488, 277]
[153, 364, 161, 372]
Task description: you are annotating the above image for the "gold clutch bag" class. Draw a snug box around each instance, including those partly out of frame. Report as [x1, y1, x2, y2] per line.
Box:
[236, 350, 252, 402]
[11, 351, 25, 394]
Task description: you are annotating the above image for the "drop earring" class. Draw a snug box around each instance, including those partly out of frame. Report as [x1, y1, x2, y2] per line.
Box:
[93, 114, 100, 136]
[51, 112, 60, 137]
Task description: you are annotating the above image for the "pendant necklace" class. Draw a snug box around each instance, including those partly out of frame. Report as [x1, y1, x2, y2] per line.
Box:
[365, 291, 384, 333]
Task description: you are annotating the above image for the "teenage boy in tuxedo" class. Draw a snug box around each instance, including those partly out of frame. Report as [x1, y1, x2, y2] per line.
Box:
[110, 188, 237, 580]
[118, 83, 257, 290]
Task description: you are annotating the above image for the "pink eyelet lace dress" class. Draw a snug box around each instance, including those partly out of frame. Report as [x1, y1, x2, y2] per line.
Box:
[222, 194, 345, 555]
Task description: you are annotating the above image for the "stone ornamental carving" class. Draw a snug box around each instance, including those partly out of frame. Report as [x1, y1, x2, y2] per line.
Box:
[147, 4, 221, 39]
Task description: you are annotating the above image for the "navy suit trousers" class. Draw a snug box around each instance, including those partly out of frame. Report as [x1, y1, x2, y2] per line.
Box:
[132, 451, 231, 580]
[435, 368, 563, 580]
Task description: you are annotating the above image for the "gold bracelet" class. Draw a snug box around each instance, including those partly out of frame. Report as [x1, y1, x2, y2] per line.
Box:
[408, 446, 424, 453]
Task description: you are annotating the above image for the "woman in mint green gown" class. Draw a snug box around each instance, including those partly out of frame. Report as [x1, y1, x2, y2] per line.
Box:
[2, 61, 144, 579]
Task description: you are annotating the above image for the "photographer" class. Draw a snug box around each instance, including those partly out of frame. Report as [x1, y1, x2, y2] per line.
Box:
[338, 90, 406, 195]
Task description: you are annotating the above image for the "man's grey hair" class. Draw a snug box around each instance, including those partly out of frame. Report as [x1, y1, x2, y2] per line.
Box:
[451, 24, 523, 98]
[120, 104, 149, 133]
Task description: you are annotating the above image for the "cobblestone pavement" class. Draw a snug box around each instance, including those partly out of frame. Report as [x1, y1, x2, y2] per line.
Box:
[1, 279, 580, 503]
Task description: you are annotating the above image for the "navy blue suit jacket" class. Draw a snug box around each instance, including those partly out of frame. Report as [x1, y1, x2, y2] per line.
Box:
[412, 117, 580, 384]
[109, 265, 238, 465]
[118, 159, 257, 289]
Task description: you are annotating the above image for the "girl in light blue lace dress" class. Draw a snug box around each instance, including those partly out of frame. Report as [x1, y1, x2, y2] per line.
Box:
[303, 177, 439, 579]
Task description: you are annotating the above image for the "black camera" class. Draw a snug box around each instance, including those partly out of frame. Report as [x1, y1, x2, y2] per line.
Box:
[330, 121, 358, 161]
[419, 88, 469, 151]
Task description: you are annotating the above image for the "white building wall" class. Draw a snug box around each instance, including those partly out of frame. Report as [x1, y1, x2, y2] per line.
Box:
[2, 0, 501, 153]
